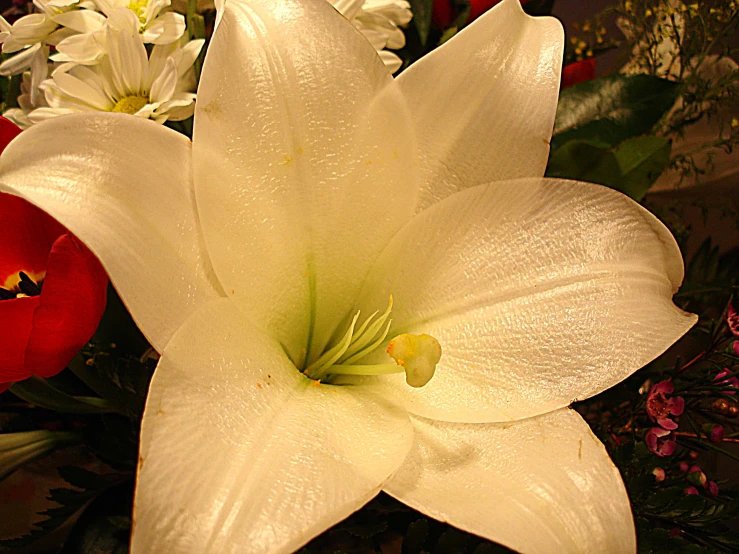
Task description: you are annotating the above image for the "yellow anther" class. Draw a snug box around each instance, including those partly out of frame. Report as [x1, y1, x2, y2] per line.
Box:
[386, 333, 442, 388]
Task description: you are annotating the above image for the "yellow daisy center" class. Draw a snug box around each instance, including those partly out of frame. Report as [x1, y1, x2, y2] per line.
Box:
[127, 0, 148, 24]
[112, 95, 149, 115]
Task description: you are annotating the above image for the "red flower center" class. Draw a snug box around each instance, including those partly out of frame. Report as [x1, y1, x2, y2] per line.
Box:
[647, 391, 671, 419]
[0, 271, 45, 300]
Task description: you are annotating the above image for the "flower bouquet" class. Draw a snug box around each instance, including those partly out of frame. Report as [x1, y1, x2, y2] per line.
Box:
[0, 0, 737, 552]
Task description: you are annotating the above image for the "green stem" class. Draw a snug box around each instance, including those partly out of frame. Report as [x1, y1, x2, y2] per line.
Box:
[10, 377, 118, 414]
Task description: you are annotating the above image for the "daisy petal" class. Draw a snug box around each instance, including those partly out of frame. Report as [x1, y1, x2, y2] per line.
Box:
[52, 10, 106, 34]
[396, 0, 563, 211]
[348, 178, 696, 423]
[142, 12, 186, 45]
[384, 410, 635, 554]
[0, 113, 223, 352]
[133, 298, 413, 554]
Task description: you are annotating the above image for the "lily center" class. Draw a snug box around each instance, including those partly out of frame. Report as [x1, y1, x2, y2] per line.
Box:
[301, 296, 442, 388]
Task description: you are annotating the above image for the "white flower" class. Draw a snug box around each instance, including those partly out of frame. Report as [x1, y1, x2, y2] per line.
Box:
[51, 0, 186, 64]
[0, 1, 695, 553]
[332, 0, 412, 73]
[2, 55, 50, 129]
[0, 0, 83, 76]
[29, 11, 202, 124]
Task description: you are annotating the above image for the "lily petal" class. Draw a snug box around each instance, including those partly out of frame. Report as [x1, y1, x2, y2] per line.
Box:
[396, 0, 563, 211]
[193, 0, 419, 363]
[384, 409, 635, 554]
[0, 113, 223, 352]
[133, 298, 413, 554]
[348, 178, 696, 423]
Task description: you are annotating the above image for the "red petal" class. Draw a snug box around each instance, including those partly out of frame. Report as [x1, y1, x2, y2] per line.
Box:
[432, 0, 453, 28]
[24, 234, 108, 378]
[561, 58, 597, 89]
[468, 0, 503, 22]
[0, 296, 39, 383]
[0, 117, 21, 151]
[0, 193, 66, 286]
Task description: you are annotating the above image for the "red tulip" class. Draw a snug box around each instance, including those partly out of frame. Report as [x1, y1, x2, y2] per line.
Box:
[433, 0, 533, 29]
[561, 58, 597, 89]
[0, 117, 108, 391]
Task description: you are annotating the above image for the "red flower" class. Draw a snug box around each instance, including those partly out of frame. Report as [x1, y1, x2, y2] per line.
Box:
[646, 427, 676, 457]
[432, 0, 532, 29]
[0, 117, 108, 391]
[727, 302, 739, 336]
[561, 58, 596, 89]
[714, 369, 738, 395]
[646, 380, 684, 430]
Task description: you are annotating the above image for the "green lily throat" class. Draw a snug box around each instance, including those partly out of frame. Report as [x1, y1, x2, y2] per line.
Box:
[300, 296, 442, 388]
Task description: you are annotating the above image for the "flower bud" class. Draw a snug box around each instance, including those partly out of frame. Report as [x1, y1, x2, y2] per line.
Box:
[710, 424, 724, 443]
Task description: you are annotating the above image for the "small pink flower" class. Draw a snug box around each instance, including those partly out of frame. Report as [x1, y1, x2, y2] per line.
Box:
[727, 303, 739, 336]
[714, 369, 739, 395]
[679, 461, 689, 472]
[646, 380, 684, 430]
[646, 427, 676, 457]
[707, 481, 719, 497]
[685, 486, 700, 495]
[652, 467, 666, 482]
[710, 424, 725, 443]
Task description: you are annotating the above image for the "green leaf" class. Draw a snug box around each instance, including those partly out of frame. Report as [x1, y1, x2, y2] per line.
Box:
[552, 74, 680, 150]
[402, 518, 429, 554]
[0, 469, 128, 550]
[9, 377, 117, 414]
[546, 135, 672, 200]
[410, 0, 434, 45]
[546, 139, 623, 188]
[613, 136, 672, 200]
[61, 515, 130, 554]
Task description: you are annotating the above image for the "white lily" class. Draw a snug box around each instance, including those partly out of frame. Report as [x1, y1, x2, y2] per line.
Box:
[0, 0, 696, 552]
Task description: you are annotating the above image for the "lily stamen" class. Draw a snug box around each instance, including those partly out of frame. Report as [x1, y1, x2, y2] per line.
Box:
[302, 296, 442, 388]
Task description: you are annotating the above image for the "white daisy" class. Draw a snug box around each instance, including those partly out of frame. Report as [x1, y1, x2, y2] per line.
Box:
[52, 0, 186, 64]
[2, 49, 50, 129]
[331, 0, 412, 73]
[0, 0, 84, 76]
[29, 10, 202, 124]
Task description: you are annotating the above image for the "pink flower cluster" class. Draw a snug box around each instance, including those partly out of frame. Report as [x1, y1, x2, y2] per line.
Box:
[727, 302, 739, 358]
[645, 380, 684, 457]
[681, 463, 719, 497]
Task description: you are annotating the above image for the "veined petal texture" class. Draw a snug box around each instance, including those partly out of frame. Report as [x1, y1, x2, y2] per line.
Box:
[192, 0, 419, 363]
[0, 113, 224, 352]
[132, 299, 413, 554]
[396, 0, 563, 211]
[347, 178, 696, 422]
